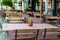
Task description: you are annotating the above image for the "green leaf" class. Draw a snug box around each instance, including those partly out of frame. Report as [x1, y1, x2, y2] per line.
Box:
[1, 0, 13, 7]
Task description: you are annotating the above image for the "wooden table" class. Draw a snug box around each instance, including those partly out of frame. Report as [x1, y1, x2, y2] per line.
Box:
[2, 23, 58, 40]
[46, 16, 60, 24]
[46, 16, 60, 19]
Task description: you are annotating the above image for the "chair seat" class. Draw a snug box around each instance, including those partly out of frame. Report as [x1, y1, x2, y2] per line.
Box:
[13, 33, 36, 37]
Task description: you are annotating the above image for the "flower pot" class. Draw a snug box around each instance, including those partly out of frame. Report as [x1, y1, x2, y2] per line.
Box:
[28, 17, 33, 27]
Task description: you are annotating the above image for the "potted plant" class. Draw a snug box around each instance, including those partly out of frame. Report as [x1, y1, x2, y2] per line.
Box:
[28, 17, 33, 26]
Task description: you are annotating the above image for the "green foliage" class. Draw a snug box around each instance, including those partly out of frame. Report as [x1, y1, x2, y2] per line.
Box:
[15, 10, 23, 12]
[29, 17, 33, 21]
[1, 0, 13, 7]
[35, 0, 39, 5]
[57, 13, 60, 17]
[14, 0, 17, 3]
[15, 10, 20, 12]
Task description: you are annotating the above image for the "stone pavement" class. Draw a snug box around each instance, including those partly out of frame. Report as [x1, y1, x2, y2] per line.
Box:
[0, 14, 8, 40]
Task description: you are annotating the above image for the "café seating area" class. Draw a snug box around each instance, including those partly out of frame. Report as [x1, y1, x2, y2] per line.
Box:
[2, 12, 41, 23]
[0, 0, 60, 40]
[1, 12, 60, 40]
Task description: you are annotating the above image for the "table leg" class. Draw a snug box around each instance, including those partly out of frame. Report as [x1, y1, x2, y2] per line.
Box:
[35, 29, 39, 40]
[15, 30, 17, 40]
[43, 29, 47, 40]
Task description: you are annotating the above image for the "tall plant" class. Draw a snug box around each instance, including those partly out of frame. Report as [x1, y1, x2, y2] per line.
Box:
[1, 0, 13, 7]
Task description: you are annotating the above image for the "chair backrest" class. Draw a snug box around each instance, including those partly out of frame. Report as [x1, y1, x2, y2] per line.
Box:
[12, 29, 37, 39]
[9, 13, 19, 17]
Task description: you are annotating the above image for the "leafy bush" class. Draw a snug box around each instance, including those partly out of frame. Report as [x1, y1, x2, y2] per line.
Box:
[15, 10, 23, 12]
[2, 0, 13, 7]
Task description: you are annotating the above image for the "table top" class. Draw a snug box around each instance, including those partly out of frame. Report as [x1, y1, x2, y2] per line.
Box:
[46, 16, 60, 19]
[2, 23, 58, 31]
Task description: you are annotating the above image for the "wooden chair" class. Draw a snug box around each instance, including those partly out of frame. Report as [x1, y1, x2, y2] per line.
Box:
[9, 13, 19, 17]
[42, 28, 60, 40]
[8, 13, 24, 23]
